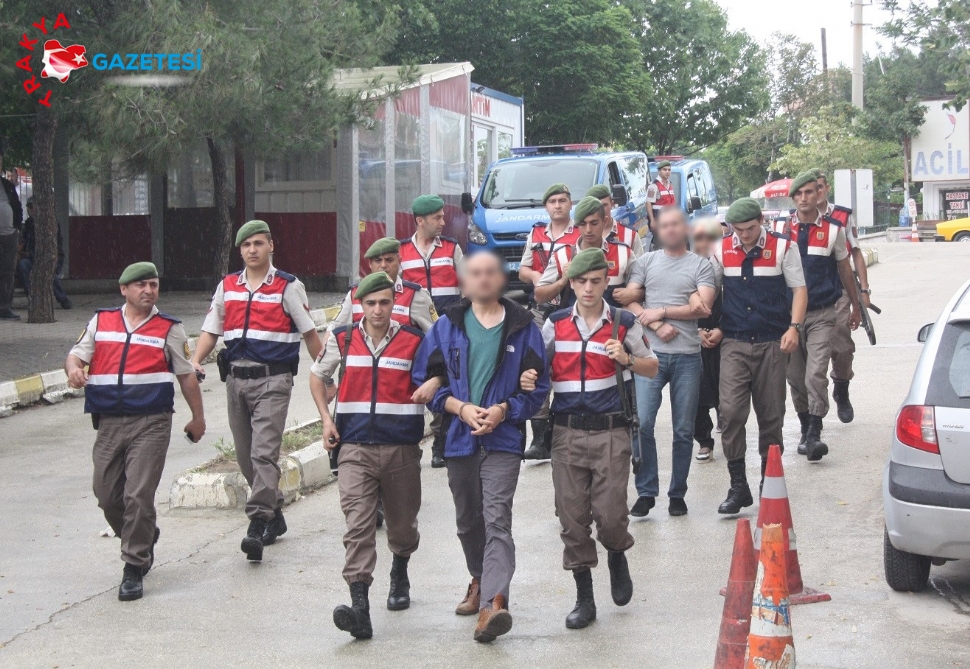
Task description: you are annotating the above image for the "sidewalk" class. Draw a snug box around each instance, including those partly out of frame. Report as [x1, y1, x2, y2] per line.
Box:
[0, 289, 344, 381]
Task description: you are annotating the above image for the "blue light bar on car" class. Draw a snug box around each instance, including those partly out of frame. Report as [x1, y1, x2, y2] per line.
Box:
[510, 143, 599, 156]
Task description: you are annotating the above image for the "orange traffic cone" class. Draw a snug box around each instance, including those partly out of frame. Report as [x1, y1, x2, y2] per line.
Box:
[911, 220, 920, 242]
[756, 444, 831, 605]
[715, 519, 758, 669]
[745, 523, 796, 668]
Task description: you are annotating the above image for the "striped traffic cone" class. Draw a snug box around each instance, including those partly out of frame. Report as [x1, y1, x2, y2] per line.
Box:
[756, 444, 831, 605]
[744, 523, 796, 668]
[715, 519, 757, 669]
[911, 220, 920, 242]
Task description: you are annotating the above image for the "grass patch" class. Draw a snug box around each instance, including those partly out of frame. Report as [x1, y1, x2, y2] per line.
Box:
[192, 421, 323, 474]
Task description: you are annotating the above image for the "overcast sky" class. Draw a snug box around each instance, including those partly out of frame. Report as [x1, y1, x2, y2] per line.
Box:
[715, 0, 906, 68]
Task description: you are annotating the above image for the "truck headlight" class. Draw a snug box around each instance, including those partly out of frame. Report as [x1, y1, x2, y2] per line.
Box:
[468, 222, 487, 246]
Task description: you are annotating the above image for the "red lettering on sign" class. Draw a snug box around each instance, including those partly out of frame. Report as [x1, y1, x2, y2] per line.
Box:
[19, 33, 39, 51]
[32, 16, 48, 34]
[53, 13, 71, 30]
[472, 94, 491, 117]
[38, 89, 53, 107]
[16, 55, 33, 72]
[23, 75, 40, 94]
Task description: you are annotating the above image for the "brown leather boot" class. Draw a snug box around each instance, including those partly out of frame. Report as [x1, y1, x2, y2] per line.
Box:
[455, 577, 480, 616]
[473, 594, 513, 643]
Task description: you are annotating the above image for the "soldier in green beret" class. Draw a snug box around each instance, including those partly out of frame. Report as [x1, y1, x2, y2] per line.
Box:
[646, 160, 676, 249]
[191, 220, 323, 562]
[585, 184, 644, 258]
[65, 262, 206, 601]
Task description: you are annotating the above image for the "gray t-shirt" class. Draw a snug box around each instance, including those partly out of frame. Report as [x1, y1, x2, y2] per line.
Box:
[628, 250, 716, 355]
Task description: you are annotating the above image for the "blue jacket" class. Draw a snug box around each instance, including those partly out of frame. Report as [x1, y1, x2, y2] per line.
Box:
[413, 297, 550, 458]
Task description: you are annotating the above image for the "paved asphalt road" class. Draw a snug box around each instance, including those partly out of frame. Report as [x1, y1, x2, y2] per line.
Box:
[1, 242, 969, 668]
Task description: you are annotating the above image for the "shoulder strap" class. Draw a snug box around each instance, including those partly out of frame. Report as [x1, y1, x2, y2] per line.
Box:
[331, 325, 355, 423]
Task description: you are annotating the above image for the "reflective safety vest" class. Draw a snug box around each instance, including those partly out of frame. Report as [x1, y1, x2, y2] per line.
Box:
[549, 307, 634, 415]
[334, 324, 425, 445]
[789, 216, 843, 311]
[826, 205, 855, 254]
[551, 240, 633, 308]
[608, 221, 638, 249]
[715, 232, 792, 343]
[528, 223, 580, 273]
[399, 236, 460, 311]
[85, 308, 178, 415]
[350, 279, 421, 326]
[222, 271, 301, 365]
[652, 178, 676, 208]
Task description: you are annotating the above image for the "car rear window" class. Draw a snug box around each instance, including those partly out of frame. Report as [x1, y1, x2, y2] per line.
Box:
[927, 321, 970, 408]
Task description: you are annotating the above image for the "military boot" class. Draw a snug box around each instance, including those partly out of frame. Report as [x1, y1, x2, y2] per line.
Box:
[333, 581, 373, 639]
[118, 563, 144, 601]
[523, 419, 551, 460]
[833, 381, 854, 423]
[796, 412, 810, 455]
[241, 518, 267, 562]
[607, 551, 633, 606]
[262, 508, 287, 545]
[760, 456, 768, 496]
[565, 569, 597, 629]
[431, 431, 446, 468]
[718, 458, 754, 514]
[805, 415, 829, 462]
[387, 554, 411, 611]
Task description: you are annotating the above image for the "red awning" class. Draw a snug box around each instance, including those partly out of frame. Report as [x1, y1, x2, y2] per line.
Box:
[751, 179, 793, 199]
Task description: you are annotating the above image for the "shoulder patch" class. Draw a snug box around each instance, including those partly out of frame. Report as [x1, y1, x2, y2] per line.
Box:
[401, 279, 422, 291]
[428, 303, 439, 322]
[274, 270, 297, 283]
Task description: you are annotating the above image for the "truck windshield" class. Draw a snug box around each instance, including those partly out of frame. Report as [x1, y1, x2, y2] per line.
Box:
[481, 158, 599, 209]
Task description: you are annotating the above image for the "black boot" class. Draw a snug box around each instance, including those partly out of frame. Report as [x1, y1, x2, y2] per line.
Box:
[241, 518, 267, 562]
[833, 381, 854, 423]
[118, 563, 144, 601]
[262, 508, 287, 545]
[565, 569, 596, 629]
[796, 412, 810, 455]
[760, 457, 768, 496]
[718, 459, 754, 514]
[607, 551, 633, 606]
[334, 581, 373, 639]
[431, 431, 446, 468]
[523, 419, 552, 460]
[805, 415, 829, 462]
[387, 554, 411, 611]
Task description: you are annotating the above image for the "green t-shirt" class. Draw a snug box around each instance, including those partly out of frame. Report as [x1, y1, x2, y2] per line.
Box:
[464, 308, 505, 407]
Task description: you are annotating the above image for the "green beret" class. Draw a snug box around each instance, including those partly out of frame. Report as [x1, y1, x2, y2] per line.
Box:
[118, 261, 158, 285]
[725, 197, 762, 225]
[235, 220, 271, 247]
[542, 183, 570, 205]
[412, 195, 444, 217]
[355, 271, 395, 301]
[585, 184, 612, 200]
[811, 167, 825, 180]
[364, 237, 401, 259]
[566, 248, 608, 279]
[788, 171, 818, 197]
[656, 160, 671, 170]
[573, 195, 605, 224]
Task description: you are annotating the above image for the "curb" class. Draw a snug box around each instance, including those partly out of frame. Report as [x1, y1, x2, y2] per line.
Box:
[861, 246, 879, 267]
[0, 304, 343, 418]
[169, 411, 434, 510]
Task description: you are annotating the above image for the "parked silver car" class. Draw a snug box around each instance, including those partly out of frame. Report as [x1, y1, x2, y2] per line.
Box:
[884, 278, 970, 591]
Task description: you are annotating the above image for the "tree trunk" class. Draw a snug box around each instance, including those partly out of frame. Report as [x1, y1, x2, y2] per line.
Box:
[207, 136, 233, 280]
[29, 107, 58, 324]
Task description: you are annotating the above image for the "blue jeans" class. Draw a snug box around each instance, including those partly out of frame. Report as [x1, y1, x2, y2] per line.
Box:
[634, 352, 702, 499]
[18, 257, 68, 304]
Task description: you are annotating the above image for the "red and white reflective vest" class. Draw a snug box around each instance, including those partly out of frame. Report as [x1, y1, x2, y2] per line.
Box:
[527, 223, 580, 273]
[548, 306, 634, 415]
[399, 236, 460, 310]
[608, 221, 638, 248]
[350, 279, 421, 326]
[222, 270, 301, 365]
[651, 178, 676, 208]
[787, 215, 843, 311]
[551, 240, 633, 307]
[85, 308, 177, 415]
[334, 324, 425, 445]
[826, 204, 856, 253]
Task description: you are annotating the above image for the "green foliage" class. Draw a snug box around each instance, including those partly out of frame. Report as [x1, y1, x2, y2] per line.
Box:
[212, 437, 236, 460]
[703, 117, 788, 201]
[621, 0, 770, 155]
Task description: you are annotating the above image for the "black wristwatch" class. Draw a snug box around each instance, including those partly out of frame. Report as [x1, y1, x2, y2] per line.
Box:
[859, 288, 871, 295]
[789, 323, 803, 333]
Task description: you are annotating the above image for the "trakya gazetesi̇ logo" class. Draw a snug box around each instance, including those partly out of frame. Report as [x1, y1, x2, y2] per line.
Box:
[15, 12, 202, 108]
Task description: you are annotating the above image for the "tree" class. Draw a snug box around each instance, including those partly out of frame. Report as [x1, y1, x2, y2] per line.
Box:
[704, 116, 789, 201]
[622, 0, 770, 155]
[881, 0, 970, 110]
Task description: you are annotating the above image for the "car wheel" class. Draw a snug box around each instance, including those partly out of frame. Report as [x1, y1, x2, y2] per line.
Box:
[954, 232, 970, 243]
[884, 527, 931, 592]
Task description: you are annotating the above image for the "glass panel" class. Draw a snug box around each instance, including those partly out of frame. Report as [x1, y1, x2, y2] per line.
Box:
[358, 117, 386, 276]
[475, 125, 492, 187]
[263, 146, 332, 184]
[622, 155, 648, 201]
[68, 182, 102, 216]
[112, 175, 149, 215]
[498, 132, 513, 160]
[431, 107, 467, 193]
[394, 109, 421, 240]
[166, 141, 235, 209]
[481, 158, 599, 208]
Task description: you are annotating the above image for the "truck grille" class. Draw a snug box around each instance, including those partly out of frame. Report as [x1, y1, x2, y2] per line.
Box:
[493, 232, 529, 242]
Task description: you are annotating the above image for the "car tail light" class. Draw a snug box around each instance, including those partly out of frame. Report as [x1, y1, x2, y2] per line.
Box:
[896, 405, 939, 454]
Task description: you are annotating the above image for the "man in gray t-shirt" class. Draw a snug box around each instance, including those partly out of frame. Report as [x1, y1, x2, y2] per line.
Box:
[613, 207, 716, 518]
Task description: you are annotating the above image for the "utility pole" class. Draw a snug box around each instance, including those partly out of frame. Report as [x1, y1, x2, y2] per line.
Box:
[821, 28, 829, 96]
[851, 0, 864, 109]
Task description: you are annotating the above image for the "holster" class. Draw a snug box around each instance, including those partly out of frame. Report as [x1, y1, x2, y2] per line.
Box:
[91, 413, 101, 430]
[216, 349, 230, 382]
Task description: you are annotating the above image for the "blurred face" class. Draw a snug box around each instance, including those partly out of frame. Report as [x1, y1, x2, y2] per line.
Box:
[569, 270, 608, 308]
[461, 253, 505, 302]
[368, 253, 401, 281]
[732, 218, 764, 249]
[817, 177, 829, 204]
[545, 193, 572, 225]
[239, 234, 273, 270]
[657, 209, 688, 249]
[416, 210, 446, 239]
[659, 166, 671, 181]
[793, 182, 820, 217]
[361, 289, 394, 330]
[692, 228, 716, 257]
[598, 196, 614, 223]
[576, 210, 606, 248]
[120, 278, 159, 312]
[26, 203, 34, 217]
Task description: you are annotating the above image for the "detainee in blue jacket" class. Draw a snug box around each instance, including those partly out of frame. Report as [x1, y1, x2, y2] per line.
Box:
[413, 250, 549, 644]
